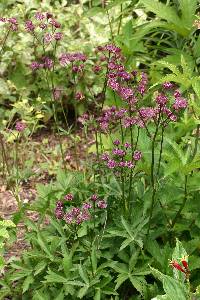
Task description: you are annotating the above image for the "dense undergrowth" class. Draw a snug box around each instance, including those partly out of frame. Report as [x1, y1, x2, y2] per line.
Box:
[1, 0, 200, 299]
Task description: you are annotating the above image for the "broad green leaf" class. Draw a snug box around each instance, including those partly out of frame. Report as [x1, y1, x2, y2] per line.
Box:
[179, 0, 197, 29]
[0, 220, 15, 228]
[172, 239, 188, 282]
[115, 274, 128, 290]
[91, 245, 97, 274]
[78, 265, 89, 284]
[37, 232, 54, 261]
[94, 288, 101, 300]
[77, 285, 89, 299]
[140, 0, 188, 35]
[22, 275, 34, 294]
[129, 275, 146, 295]
[34, 260, 47, 276]
[62, 254, 72, 276]
[163, 276, 188, 300]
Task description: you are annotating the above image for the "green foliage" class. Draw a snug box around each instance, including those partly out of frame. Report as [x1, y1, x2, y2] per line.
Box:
[1, 0, 200, 299]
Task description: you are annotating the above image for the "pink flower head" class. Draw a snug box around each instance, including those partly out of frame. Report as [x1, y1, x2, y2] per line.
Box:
[107, 78, 120, 91]
[46, 12, 53, 19]
[44, 33, 52, 44]
[71, 207, 80, 217]
[174, 90, 181, 98]
[8, 17, 18, 31]
[125, 161, 134, 168]
[93, 65, 102, 73]
[78, 113, 89, 125]
[101, 152, 109, 161]
[30, 61, 40, 70]
[105, 44, 121, 54]
[133, 150, 142, 161]
[0, 17, 7, 23]
[139, 107, 156, 120]
[163, 82, 173, 89]
[117, 71, 131, 81]
[54, 32, 63, 41]
[53, 87, 61, 100]
[43, 57, 53, 69]
[124, 142, 131, 149]
[107, 159, 117, 169]
[49, 18, 61, 28]
[118, 86, 134, 100]
[173, 97, 187, 110]
[15, 121, 26, 132]
[72, 64, 84, 73]
[113, 139, 120, 146]
[64, 193, 73, 201]
[64, 212, 73, 224]
[82, 202, 92, 209]
[75, 91, 85, 101]
[76, 210, 90, 224]
[35, 12, 45, 20]
[91, 194, 98, 202]
[55, 201, 64, 219]
[25, 20, 35, 32]
[97, 200, 107, 209]
[39, 23, 47, 30]
[156, 93, 168, 106]
[112, 148, 126, 157]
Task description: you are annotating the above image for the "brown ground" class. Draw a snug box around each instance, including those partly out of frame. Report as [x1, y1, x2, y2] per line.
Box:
[0, 129, 94, 260]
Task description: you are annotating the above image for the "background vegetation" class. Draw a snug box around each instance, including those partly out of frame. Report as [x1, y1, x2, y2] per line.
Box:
[1, 0, 200, 299]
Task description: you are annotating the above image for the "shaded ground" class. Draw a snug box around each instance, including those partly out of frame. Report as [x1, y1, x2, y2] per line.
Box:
[0, 129, 94, 260]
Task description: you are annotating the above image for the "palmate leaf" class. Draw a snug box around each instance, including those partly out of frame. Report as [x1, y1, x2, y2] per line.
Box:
[22, 275, 34, 294]
[162, 276, 188, 300]
[150, 267, 188, 300]
[140, 0, 181, 25]
[152, 295, 171, 300]
[139, 0, 189, 36]
[179, 0, 197, 29]
[129, 275, 146, 295]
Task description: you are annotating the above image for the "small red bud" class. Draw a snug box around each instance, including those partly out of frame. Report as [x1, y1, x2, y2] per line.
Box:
[181, 257, 189, 270]
[169, 260, 186, 274]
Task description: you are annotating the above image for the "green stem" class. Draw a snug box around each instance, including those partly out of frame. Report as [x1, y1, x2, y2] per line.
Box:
[128, 127, 140, 202]
[190, 124, 200, 162]
[171, 175, 188, 228]
[146, 124, 159, 239]
[0, 28, 10, 56]
[117, 4, 123, 35]
[156, 125, 164, 176]
[106, 9, 114, 42]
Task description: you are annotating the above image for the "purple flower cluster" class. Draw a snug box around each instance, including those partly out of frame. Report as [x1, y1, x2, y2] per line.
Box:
[75, 91, 85, 101]
[55, 194, 107, 224]
[138, 72, 148, 95]
[15, 121, 26, 132]
[30, 56, 53, 71]
[64, 193, 74, 201]
[53, 87, 62, 100]
[64, 207, 90, 225]
[101, 139, 142, 170]
[25, 12, 61, 34]
[55, 201, 64, 219]
[78, 113, 89, 125]
[0, 17, 18, 31]
[173, 97, 187, 110]
[59, 52, 87, 66]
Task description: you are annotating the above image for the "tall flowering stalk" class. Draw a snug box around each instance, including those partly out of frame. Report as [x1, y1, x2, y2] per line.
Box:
[25, 12, 68, 172]
[92, 44, 188, 221]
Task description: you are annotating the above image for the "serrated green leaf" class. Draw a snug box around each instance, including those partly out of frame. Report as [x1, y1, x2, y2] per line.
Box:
[22, 275, 34, 294]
